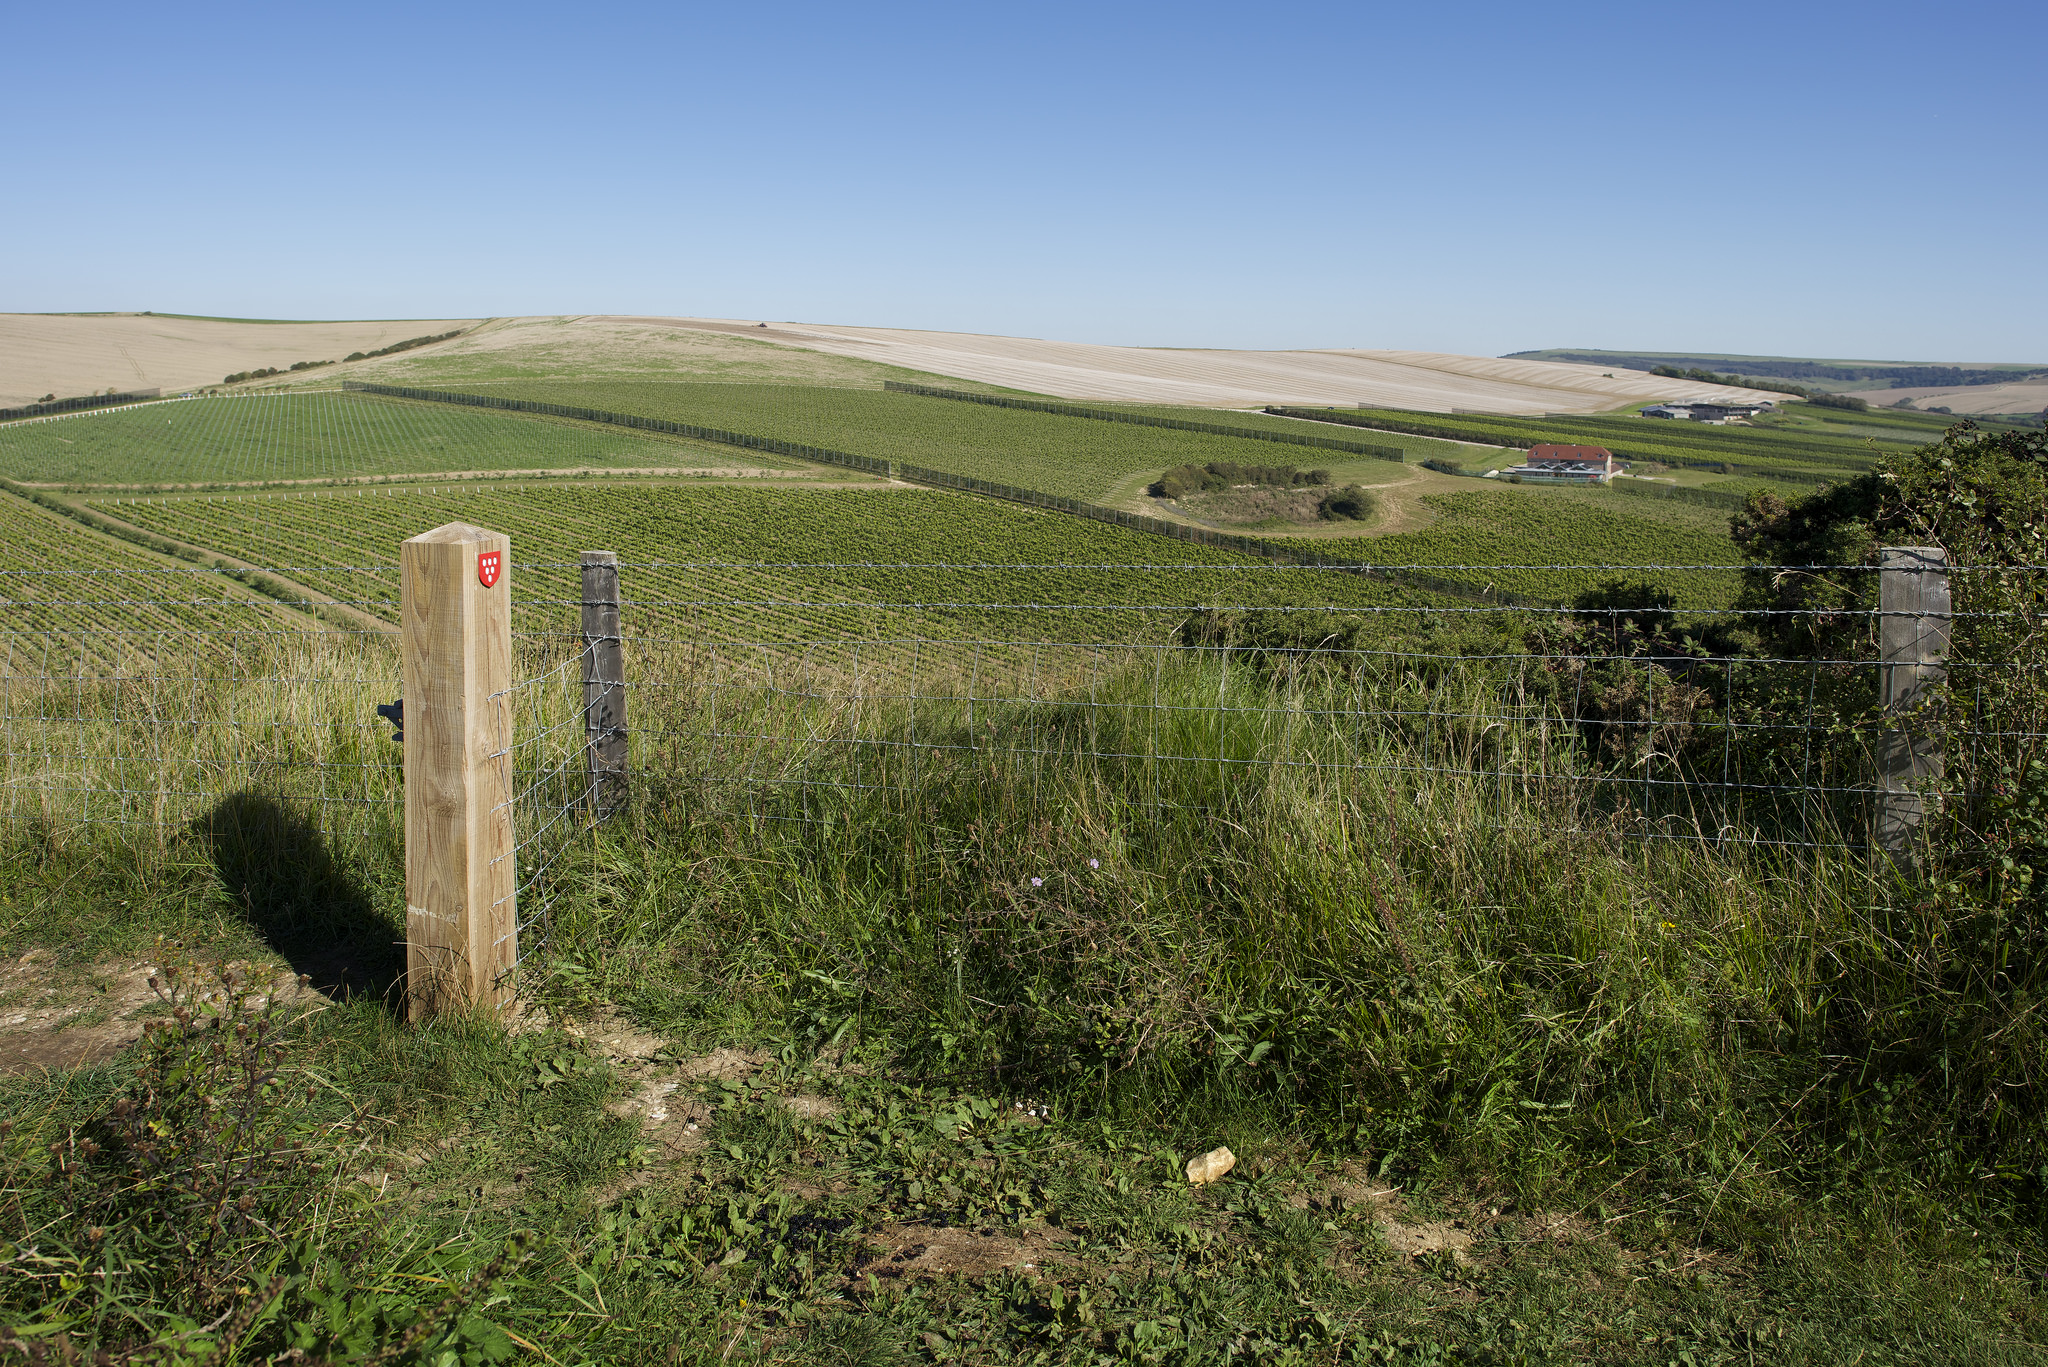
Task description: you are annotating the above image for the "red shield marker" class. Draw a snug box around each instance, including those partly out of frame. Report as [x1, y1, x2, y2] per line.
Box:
[477, 551, 501, 588]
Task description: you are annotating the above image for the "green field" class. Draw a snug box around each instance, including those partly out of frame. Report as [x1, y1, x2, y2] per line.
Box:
[1099, 402, 1489, 463]
[0, 496, 283, 644]
[1283, 403, 1919, 479]
[1325, 487, 1744, 605]
[433, 381, 1424, 503]
[0, 392, 804, 486]
[6, 378, 2047, 1362]
[88, 482, 1448, 652]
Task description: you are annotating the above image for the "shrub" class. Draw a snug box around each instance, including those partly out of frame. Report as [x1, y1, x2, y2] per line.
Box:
[1148, 461, 1331, 499]
[1316, 484, 1376, 520]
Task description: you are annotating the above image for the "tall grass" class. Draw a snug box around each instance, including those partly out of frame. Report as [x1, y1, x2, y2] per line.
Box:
[6, 634, 2041, 1237]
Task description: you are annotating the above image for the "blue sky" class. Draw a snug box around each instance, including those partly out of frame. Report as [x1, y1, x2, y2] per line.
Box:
[2, 1, 2041, 360]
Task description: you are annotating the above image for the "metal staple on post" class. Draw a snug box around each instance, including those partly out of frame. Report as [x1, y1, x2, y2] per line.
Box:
[1875, 545, 1951, 853]
[581, 550, 628, 815]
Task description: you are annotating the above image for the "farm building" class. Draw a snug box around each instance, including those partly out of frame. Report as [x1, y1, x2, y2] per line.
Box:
[1490, 444, 1620, 484]
[1640, 400, 1774, 422]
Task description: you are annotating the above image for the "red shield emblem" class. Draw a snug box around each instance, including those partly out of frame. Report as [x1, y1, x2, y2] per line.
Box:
[477, 551, 501, 588]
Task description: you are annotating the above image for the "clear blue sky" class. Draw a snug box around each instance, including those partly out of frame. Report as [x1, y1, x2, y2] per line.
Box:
[3, 1, 2041, 361]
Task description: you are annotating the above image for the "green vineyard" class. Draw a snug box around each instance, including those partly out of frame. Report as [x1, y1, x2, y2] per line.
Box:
[88, 482, 1442, 654]
[1270, 403, 1925, 480]
[0, 391, 795, 487]
[1318, 487, 1745, 606]
[0, 495, 286, 645]
[431, 380, 1404, 502]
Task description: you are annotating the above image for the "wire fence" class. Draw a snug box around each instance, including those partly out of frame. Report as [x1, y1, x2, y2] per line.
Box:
[4, 556, 2041, 978]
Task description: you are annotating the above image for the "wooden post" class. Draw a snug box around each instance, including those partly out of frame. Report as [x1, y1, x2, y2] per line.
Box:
[401, 522, 516, 1020]
[581, 550, 628, 815]
[1875, 545, 1951, 853]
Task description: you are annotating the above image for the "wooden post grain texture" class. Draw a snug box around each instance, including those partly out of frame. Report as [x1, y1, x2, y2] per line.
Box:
[1875, 545, 1951, 853]
[580, 550, 628, 815]
[401, 522, 516, 1019]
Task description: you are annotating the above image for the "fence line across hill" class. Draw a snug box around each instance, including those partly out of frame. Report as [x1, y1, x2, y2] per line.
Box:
[7, 537, 2034, 1017]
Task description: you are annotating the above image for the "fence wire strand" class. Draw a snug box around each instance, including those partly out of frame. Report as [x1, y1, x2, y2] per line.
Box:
[6, 556, 2041, 989]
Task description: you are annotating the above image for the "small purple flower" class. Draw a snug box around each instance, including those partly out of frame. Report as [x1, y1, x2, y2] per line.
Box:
[1030, 877, 1043, 888]
[1088, 859, 1100, 869]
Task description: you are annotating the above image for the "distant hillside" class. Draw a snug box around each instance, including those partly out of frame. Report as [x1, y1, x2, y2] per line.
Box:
[1504, 348, 2044, 393]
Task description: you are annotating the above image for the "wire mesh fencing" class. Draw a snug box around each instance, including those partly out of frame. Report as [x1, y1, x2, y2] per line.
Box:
[4, 554, 2042, 986]
[0, 563, 606, 975]
[586, 557, 2041, 854]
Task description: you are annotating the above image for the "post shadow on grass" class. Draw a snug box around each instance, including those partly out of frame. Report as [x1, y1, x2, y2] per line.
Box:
[198, 793, 403, 1005]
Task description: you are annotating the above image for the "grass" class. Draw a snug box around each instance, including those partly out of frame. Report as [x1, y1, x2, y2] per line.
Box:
[3, 637, 2045, 1361]
[0, 392, 804, 486]
[8, 366, 2043, 1358]
[1317, 486, 1745, 604]
[311, 316, 1032, 395]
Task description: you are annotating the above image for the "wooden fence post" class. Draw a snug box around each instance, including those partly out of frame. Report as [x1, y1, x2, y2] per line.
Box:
[580, 550, 628, 815]
[401, 522, 516, 1020]
[1875, 545, 1951, 853]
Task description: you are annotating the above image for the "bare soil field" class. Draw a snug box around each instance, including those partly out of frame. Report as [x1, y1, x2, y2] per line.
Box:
[5, 311, 1789, 416]
[1842, 379, 2048, 415]
[0, 313, 481, 407]
[618, 316, 1789, 414]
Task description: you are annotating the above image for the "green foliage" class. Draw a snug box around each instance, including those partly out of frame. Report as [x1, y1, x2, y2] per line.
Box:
[1147, 461, 1330, 499]
[1650, 364, 1810, 396]
[884, 382, 1404, 462]
[0, 392, 778, 485]
[219, 332, 466, 387]
[348, 328, 467, 362]
[1804, 391, 1869, 411]
[461, 381, 1393, 502]
[91, 481, 1431, 646]
[0, 948, 544, 1362]
[1268, 404, 1898, 482]
[1316, 483, 1375, 520]
[1320, 487, 1744, 603]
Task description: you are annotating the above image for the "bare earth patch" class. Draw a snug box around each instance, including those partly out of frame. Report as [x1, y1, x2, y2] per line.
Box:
[0, 950, 167, 1074]
[0, 950, 328, 1074]
[0, 313, 480, 408]
[628, 317, 1787, 414]
[858, 1222, 1077, 1281]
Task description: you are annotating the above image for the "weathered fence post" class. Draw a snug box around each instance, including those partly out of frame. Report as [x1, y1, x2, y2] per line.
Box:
[401, 522, 516, 1020]
[1875, 545, 1951, 853]
[580, 550, 628, 815]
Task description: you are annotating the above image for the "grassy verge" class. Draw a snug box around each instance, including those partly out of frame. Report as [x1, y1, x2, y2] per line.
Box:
[3, 648, 2044, 1361]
